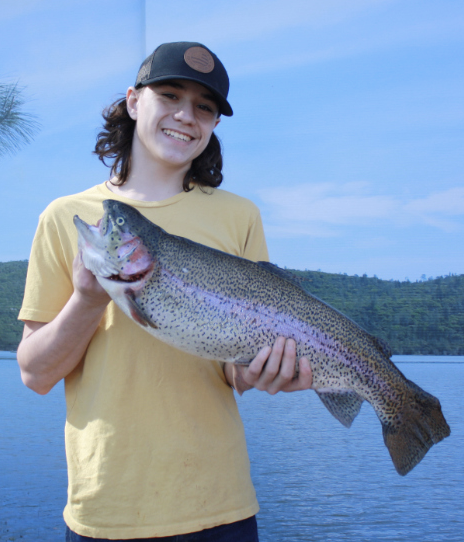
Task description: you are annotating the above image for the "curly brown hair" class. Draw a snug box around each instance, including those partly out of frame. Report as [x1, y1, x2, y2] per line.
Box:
[93, 95, 224, 191]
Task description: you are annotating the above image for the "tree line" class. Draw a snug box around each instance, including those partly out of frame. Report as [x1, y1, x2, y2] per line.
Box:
[1, 261, 463, 355]
[292, 269, 464, 355]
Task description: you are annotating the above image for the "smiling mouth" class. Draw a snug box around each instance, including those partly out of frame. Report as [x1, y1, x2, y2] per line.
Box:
[162, 129, 193, 142]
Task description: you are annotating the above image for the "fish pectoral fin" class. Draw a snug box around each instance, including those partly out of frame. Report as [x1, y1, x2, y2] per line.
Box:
[124, 289, 157, 329]
[316, 389, 364, 428]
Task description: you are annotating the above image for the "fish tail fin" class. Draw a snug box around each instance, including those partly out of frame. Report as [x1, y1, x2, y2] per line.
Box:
[382, 381, 450, 476]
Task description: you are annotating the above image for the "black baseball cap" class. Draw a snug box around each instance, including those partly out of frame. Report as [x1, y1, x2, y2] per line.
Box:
[135, 42, 233, 117]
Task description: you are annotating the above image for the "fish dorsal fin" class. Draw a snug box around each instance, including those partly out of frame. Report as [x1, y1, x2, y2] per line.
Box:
[316, 389, 364, 428]
[256, 262, 306, 289]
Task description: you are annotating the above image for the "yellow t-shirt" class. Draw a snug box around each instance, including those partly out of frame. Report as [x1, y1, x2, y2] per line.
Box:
[19, 182, 269, 539]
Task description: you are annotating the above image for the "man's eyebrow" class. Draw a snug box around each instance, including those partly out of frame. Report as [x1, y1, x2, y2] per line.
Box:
[156, 81, 217, 104]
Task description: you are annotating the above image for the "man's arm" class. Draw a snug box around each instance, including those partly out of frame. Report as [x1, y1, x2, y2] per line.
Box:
[223, 337, 312, 395]
[17, 253, 110, 395]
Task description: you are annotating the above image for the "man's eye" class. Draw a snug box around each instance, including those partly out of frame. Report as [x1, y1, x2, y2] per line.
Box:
[162, 93, 177, 100]
[198, 104, 214, 113]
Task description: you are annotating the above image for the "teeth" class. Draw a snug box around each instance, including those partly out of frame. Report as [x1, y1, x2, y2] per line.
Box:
[162, 129, 193, 142]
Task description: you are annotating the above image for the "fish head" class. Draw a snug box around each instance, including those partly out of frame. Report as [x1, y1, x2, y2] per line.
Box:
[73, 200, 156, 291]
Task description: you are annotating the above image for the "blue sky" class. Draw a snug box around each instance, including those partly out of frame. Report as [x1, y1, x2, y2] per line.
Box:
[1, 0, 463, 281]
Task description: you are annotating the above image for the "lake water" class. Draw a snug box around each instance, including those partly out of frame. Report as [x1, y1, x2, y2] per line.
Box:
[1, 353, 463, 542]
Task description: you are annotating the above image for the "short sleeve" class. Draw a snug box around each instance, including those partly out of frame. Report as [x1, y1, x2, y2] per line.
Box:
[242, 210, 269, 263]
[18, 209, 75, 323]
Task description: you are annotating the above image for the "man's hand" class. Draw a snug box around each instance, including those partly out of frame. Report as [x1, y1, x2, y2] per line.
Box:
[72, 251, 111, 308]
[224, 337, 312, 396]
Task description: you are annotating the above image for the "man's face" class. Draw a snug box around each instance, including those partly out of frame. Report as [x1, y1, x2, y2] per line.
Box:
[128, 79, 221, 171]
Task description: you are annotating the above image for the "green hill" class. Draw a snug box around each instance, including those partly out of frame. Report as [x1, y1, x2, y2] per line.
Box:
[1, 261, 463, 355]
[292, 270, 464, 355]
[0, 261, 28, 351]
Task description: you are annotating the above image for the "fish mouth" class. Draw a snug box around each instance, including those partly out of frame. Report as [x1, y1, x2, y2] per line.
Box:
[100, 263, 155, 289]
[106, 270, 151, 283]
[76, 202, 155, 287]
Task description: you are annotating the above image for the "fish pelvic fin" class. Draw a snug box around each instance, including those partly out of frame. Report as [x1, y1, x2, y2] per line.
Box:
[316, 389, 364, 428]
[382, 381, 451, 476]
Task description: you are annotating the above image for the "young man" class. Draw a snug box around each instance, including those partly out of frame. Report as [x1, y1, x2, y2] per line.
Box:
[18, 42, 312, 541]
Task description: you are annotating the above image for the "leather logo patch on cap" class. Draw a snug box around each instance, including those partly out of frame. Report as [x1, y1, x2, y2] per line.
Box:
[184, 46, 215, 73]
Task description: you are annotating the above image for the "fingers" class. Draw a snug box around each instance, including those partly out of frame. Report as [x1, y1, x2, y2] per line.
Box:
[242, 337, 312, 395]
[280, 356, 312, 392]
[255, 337, 296, 395]
[242, 344, 273, 384]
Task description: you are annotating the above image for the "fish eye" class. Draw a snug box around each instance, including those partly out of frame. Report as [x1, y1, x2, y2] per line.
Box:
[116, 216, 125, 226]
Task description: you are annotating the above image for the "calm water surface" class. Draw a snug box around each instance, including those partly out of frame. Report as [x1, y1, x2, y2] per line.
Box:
[1, 353, 463, 541]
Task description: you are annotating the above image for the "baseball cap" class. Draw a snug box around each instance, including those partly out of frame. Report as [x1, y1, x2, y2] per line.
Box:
[135, 42, 233, 116]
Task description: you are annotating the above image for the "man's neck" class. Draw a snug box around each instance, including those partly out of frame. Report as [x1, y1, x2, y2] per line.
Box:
[107, 151, 192, 202]
[107, 174, 186, 202]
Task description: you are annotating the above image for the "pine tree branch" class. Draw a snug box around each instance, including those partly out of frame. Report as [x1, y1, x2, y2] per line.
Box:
[0, 81, 41, 157]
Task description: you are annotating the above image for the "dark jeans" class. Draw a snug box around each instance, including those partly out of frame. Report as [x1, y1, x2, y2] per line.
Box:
[65, 516, 259, 542]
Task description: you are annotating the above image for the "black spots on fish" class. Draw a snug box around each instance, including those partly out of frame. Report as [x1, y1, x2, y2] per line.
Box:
[82, 201, 453, 477]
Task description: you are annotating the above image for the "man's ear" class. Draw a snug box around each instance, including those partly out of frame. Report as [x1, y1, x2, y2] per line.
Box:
[126, 86, 139, 120]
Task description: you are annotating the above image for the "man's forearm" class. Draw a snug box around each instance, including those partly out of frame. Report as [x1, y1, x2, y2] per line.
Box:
[17, 291, 108, 395]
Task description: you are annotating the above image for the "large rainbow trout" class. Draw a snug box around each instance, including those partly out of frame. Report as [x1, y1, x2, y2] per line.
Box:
[74, 200, 450, 476]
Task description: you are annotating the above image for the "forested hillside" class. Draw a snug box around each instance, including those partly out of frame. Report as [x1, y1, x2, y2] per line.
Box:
[1, 261, 463, 354]
[292, 270, 464, 355]
[0, 261, 28, 351]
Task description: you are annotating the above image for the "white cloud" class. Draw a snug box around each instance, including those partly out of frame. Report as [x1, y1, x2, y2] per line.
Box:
[228, 14, 464, 78]
[0, 0, 43, 22]
[1, 0, 142, 98]
[405, 187, 464, 215]
[0, 0, 94, 23]
[146, 0, 391, 49]
[146, 0, 464, 78]
[259, 182, 398, 224]
[401, 187, 464, 232]
[258, 182, 464, 237]
[24, 49, 137, 96]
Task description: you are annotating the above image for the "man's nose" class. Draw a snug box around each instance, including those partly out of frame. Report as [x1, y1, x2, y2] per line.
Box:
[173, 100, 195, 123]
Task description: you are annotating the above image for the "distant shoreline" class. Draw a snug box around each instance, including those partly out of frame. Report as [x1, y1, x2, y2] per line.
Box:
[1, 351, 463, 363]
[392, 355, 464, 363]
[1, 351, 17, 359]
